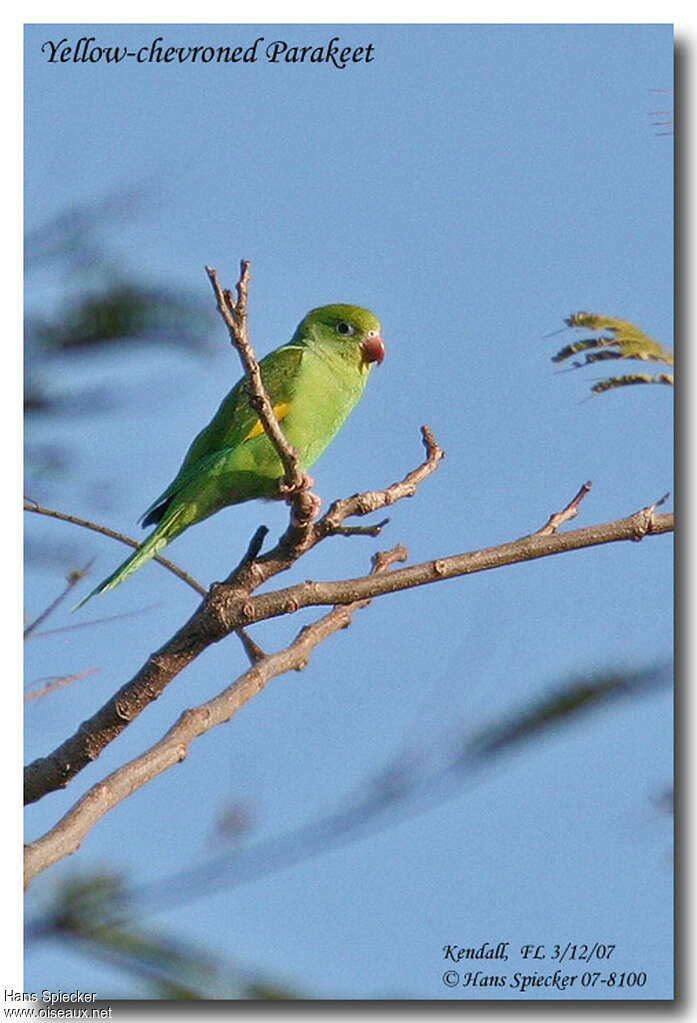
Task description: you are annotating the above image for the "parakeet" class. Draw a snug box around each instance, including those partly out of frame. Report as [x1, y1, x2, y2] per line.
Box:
[74, 304, 385, 609]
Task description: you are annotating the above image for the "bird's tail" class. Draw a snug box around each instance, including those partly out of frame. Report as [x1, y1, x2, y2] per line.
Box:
[72, 508, 184, 611]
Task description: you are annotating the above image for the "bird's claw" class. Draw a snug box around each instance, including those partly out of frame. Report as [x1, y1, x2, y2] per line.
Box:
[290, 490, 322, 525]
[278, 473, 321, 524]
[301, 490, 322, 519]
[278, 472, 314, 496]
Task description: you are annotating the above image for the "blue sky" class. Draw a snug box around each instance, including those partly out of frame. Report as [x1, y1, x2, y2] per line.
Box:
[22, 22, 673, 1000]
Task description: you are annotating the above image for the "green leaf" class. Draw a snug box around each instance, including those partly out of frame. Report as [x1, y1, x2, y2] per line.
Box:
[552, 312, 673, 395]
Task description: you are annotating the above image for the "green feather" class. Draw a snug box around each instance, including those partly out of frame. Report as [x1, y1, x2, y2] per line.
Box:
[73, 304, 384, 610]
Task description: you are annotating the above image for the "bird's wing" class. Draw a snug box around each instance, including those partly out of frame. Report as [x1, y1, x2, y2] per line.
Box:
[141, 344, 305, 526]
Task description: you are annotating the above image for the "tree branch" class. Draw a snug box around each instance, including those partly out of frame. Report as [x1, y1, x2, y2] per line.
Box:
[317, 425, 444, 537]
[535, 480, 592, 535]
[23, 565, 89, 638]
[25, 667, 101, 703]
[23, 428, 443, 806]
[24, 547, 406, 886]
[24, 495, 672, 807]
[24, 500, 206, 597]
[210, 507, 674, 631]
[204, 262, 317, 524]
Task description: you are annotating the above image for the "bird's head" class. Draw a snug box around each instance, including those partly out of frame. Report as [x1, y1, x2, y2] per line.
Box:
[296, 304, 385, 369]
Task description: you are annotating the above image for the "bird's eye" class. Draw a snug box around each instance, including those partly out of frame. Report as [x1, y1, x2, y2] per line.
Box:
[336, 321, 355, 336]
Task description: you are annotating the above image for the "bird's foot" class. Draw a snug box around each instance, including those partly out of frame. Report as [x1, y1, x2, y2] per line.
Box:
[290, 489, 322, 525]
[278, 471, 315, 496]
[279, 473, 321, 524]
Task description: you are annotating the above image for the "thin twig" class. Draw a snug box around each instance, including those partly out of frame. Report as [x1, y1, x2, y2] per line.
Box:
[24, 607, 162, 640]
[25, 668, 101, 703]
[629, 492, 672, 541]
[317, 425, 444, 539]
[234, 525, 269, 572]
[24, 566, 92, 638]
[236, 628, 266, 665]
[204, 264, 309, 517]
[330, 518, 390, 538]
[535, 481, 593, 535]
[24, 500, 206, 596]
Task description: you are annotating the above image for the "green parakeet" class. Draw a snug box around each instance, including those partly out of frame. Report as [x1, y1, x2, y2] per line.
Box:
[74, 304, 384, 609]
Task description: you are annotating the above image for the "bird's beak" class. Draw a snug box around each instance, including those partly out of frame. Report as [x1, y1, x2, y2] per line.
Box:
[360, 332, 385, 366]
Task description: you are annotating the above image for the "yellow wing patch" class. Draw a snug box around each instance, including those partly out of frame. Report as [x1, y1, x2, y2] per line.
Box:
[244, 402, 291, 440]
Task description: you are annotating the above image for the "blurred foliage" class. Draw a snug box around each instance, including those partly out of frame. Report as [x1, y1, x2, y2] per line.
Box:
[25, 662, 671, 998]
[466, 664, 671, 759]
[28, 280, 212, 365]
[24, 196, 215, 452]
[47, 664, 672, 918]
[551, 312, 673, 395]
[26, 872, 300, 1000]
